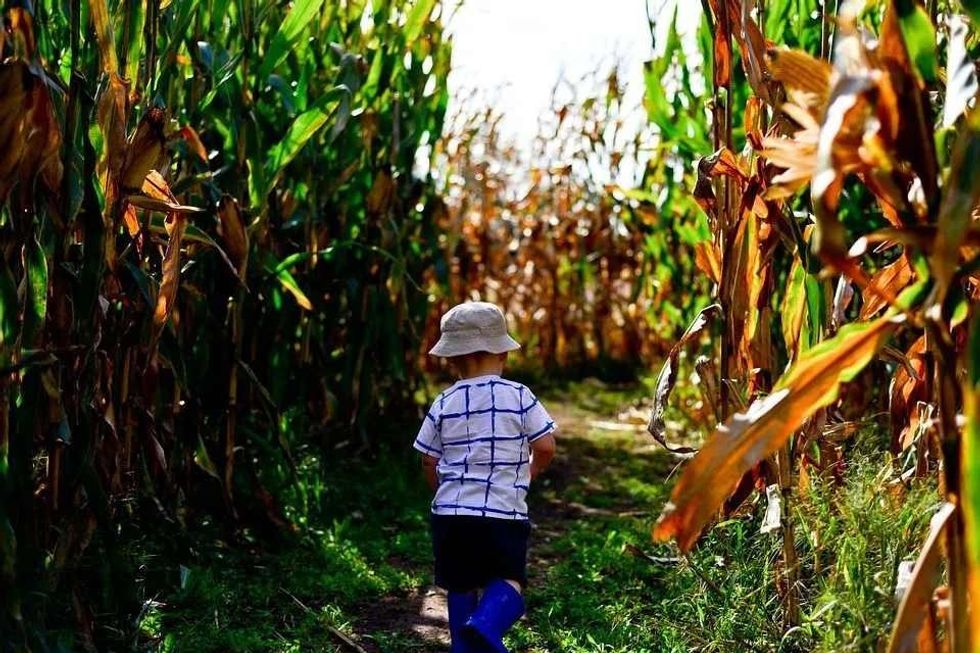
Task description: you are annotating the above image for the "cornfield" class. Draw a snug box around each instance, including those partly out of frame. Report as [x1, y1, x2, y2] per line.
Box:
[429, 71, 709, 374]
[1, 0, 449, 645]
[6, 0, 980, 648]
[647, 0, 980, 649]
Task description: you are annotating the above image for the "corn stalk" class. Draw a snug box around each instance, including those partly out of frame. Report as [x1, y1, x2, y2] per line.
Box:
[0, 0, 452, 644]
[648, 0, 980, 647]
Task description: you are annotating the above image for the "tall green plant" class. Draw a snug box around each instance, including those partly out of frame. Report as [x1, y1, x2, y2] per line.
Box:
[647, 0, 980, 648]
[0, 0, 451, 646]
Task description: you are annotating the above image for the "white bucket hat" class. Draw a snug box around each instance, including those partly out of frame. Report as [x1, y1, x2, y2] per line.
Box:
[428, 301, 521, 357]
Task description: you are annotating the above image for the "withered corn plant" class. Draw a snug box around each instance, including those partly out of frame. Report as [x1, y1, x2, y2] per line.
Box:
[429, 68, 711, 374]
[649, 0, 980, 648]
[0, 0, 451, 646]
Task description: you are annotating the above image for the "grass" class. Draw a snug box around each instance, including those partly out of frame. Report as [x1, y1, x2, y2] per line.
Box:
[793, 439, 940, 651]
[511, 387, 779, 653]
[136, 437, 435, 652]
[140, 379, 939, 652]
[511, 421, 937, 653]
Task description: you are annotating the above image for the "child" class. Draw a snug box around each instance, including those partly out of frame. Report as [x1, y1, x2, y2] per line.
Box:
[414, 301, 557, 653]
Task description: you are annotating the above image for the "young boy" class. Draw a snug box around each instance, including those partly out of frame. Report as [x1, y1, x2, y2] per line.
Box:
[414, 301, 557, 653]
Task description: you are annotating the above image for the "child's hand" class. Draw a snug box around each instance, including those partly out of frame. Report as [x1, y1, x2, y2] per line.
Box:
[530, 433, 557, 480]
[421, 454, 440, 491]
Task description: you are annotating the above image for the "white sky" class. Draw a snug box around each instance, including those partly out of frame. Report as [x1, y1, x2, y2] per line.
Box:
[445, 0, 701, 144]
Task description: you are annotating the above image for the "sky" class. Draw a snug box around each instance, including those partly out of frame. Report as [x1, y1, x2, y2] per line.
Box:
[444, 0, 701, 144]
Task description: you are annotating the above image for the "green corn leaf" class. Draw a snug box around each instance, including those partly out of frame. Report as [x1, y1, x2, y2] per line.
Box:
[362, 48, 385, 97]
[262, 85, 350, 199]
[274, 268, 312, 311]
[197, 52, 243, 112]
[933, 108, 980, 298]
[212, 0, 233, 25]
[155, 0, 197, 90]
[270, 247, 338, 275]
[193, 435, 220, 480]
[895, 275, 934, 311]
[0, 260, 18, 366]
[404, 0, 437, 44]
[267, 75, 297, 116]
[23, 235, 47, 347]
[963, 310, 980, 640]
[271, 252, 314, 274]
[781, 257, 808, 359]
[644, 6, 681, 136]
[896, 2, 938, 83]
[804, 273, 825, 350]
[257, 0, 325, 81]
[123, 0, 146, 92]
[247, 159, 266, 214]
[262, 253, 312, 311]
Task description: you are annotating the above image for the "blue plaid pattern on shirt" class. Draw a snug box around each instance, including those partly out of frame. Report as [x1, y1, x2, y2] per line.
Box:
[413, 374, 556, 520]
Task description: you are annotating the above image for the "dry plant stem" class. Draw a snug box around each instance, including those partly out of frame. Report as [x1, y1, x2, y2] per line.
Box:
[929, 321, 972, 652]
[918, 347, 936, 480]
[61, 0, 81, 225]
[682, 554, 726, 598]
[629, 543, 725, 602]
[326, 626, 369, 653]
[225, 295, 243, 517]
[714, 2, 735, 419]
[121, 349, 133, 476]
[776, 442, 801, 627]
[820, 0, 831, 60]
[0, 381, 8, 501]
[278, 587, 368, 653]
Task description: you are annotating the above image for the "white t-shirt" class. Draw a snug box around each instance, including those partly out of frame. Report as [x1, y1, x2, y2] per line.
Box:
[413, 374, 556, 520]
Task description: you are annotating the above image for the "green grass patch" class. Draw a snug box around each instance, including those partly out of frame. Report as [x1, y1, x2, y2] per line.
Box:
[794, 459, 939, 651]
[142, 445, 434, 652]
[142, 380, 939, 652]
[513, 412, 937, 652]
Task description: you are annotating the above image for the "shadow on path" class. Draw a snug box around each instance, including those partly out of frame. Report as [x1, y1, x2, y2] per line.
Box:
[353, 586, 449, 652]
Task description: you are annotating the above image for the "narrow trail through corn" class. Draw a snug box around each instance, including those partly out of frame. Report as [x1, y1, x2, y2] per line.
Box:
[351, 387, 666, 652]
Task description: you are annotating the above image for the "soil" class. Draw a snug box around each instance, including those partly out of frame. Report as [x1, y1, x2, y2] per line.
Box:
[353, 586, 451, 651]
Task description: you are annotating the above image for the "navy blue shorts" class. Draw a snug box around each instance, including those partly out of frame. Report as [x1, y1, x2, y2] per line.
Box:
[430, 514, 531, 592]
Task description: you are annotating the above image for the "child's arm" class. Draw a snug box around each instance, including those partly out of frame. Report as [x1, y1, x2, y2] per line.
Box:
[523, 389, 557, 481]
[414, 402, 442, 491]
[530, 432, 556, 480]
[421, 454, 440, 491]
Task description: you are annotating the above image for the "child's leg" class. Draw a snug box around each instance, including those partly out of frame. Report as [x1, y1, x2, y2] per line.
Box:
[463, 519, 529, 653]
[464, 578, 525, 653]
[447, 589, 478, 653]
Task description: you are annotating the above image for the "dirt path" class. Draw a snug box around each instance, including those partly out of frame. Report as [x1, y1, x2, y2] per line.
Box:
[349, 383, 659, 652]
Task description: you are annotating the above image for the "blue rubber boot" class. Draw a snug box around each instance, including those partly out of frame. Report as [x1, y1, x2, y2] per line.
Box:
[447, 591, 479, 653]
[463, 580, 525, 653]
